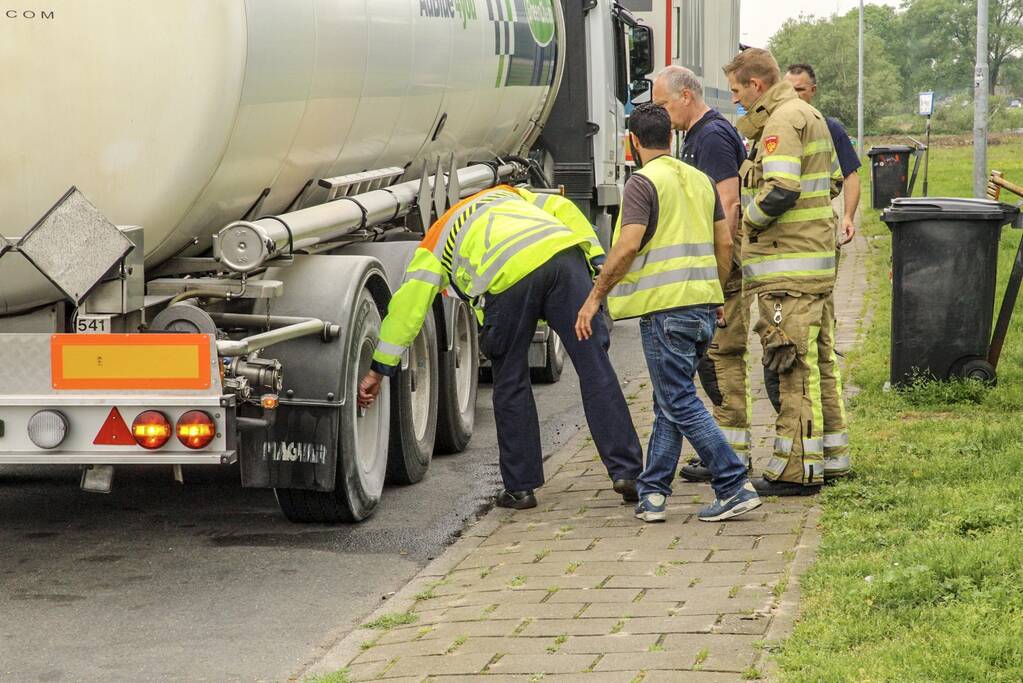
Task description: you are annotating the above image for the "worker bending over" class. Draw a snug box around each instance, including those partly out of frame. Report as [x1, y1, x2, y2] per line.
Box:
[358, 185, 643, 509]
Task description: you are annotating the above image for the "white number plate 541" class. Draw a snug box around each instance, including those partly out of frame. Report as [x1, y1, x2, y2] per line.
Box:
[75, 315, 113, 334]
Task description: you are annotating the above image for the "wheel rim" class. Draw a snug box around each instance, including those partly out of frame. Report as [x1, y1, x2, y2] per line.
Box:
[550, 331, 564, 364]
[355, 336, 386, 479]
[409, 327, 432, 442]
[454, 303, 475, 414]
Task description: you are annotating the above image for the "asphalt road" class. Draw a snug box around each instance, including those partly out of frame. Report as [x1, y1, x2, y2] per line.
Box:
[0, 320, 646, 682]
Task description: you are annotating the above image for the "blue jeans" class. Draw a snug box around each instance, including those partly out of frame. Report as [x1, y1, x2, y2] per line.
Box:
[638, 306, 748, 500]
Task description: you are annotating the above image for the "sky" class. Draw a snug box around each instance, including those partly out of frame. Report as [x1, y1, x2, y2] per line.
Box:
[741, 0, 901, 48]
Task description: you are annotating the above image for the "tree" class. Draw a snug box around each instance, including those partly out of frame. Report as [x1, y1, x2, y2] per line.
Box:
[769, 12, 902, 129]
[901, 0, 1023, 95]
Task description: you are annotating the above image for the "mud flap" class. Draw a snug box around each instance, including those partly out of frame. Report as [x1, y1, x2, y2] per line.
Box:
[241, 404, 339, 490]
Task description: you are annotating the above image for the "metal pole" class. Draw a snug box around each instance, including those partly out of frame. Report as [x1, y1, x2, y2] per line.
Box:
[974, 0, 990, 198]
[857, 0, 865, 159]
[923, 116, 931, 197]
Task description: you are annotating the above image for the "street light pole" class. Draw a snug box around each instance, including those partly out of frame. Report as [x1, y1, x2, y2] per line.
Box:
[974, 0, 990, 198]
[857, 0, 864, 159]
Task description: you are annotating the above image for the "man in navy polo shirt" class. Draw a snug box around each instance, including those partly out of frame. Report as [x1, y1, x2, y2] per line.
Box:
[786, 63, 861, 245]
[651, 66, 753, 481]
[781, 62, 857, 480]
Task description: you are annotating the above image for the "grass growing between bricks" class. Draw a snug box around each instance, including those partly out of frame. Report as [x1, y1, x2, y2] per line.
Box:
[775, 140, 1023, 681]
[304, 670, 351, 683]
[361, 611, 418, 630]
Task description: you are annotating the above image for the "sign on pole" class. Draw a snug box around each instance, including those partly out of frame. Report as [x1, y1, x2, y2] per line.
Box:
[918, 91, 935, 117]
[919, 92, 934, 196]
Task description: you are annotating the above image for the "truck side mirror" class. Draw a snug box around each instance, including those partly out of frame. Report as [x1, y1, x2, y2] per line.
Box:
[630, 79, 652, 103]
[629, 25, 653, 82]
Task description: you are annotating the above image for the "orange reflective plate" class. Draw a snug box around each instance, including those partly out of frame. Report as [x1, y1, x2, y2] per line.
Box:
[51, 334, 212, 390]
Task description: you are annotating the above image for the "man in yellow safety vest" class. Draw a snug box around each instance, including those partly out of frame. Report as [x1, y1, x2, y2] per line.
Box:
[575, 103, 761, 523]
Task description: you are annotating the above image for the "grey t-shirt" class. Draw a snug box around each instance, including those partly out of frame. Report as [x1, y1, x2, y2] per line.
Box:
[621, 165, 725, 249]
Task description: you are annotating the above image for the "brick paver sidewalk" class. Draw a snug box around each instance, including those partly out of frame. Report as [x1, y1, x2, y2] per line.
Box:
[301, 234, 867, 682]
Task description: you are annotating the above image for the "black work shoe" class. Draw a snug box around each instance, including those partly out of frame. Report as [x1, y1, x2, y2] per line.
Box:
[613, 479, 639, 503]
[751, 477, 820, 497]
[679, 457, 752, 483]
[496, 489, 538, 509]
[679, 461, 712, 483]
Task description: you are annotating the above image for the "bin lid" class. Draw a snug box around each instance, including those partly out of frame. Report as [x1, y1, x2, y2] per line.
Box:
[881, 197, 1021, 225]
[868, 145, 916, 155]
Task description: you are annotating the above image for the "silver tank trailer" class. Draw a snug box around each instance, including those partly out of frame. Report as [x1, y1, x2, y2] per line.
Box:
[0, 0, 562, 314]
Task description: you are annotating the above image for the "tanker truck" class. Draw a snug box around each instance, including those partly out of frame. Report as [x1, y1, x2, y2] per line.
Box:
[0, 1, 655, 522]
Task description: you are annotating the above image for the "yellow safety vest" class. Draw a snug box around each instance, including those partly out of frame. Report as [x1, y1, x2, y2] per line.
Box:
[372, 186, 604, 371]
[607, 156, 724, 320]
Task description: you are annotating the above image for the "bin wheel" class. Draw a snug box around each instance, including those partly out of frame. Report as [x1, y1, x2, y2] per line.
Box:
[951, 357, 997, 385]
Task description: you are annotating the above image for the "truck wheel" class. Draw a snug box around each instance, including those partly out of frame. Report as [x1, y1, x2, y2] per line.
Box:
[386, 310, 439, 484]
[532, 330, 564, 384]
[436, 299, 479, 454]
[274, 288, 390, 522]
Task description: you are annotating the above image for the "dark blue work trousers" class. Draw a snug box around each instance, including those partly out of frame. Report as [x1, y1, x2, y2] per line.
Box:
[481, 247, 643, 492]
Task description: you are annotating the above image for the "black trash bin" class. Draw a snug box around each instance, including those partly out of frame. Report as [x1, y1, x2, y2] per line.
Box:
[881, 197, 1021, 386]
[868, 145, 915, 209]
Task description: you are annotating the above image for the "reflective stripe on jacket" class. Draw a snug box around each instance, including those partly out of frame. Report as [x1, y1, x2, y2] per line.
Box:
[607, 156, 723, 320]
[739, 81, 842, 296]
[372, 185, 603, 372]
[518, 188, 604, 259]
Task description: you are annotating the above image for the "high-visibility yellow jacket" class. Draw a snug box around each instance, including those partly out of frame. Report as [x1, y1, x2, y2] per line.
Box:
[371, 186, 604, 375]
[606, 155, 724, 320]
[738, 80, 843, 296]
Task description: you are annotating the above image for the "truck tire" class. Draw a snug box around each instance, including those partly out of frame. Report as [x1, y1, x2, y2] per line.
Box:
[275, 288, 390, 522]
[532, 330, 564, 384]
[386, 310, 439, 484]
[436, 299, 479, 454]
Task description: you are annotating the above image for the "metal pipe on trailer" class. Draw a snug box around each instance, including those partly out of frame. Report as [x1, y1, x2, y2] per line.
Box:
[213, 162, 518, 275]
[208, 312, 340, 336]
[216, 319, 329, 357]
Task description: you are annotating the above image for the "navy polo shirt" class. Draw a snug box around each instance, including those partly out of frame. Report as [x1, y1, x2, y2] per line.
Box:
[827, 116, 861, 178]
[679, 109, 747, 184]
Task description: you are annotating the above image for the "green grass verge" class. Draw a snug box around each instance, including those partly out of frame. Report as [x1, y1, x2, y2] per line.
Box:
[775, 140, 1023, 682]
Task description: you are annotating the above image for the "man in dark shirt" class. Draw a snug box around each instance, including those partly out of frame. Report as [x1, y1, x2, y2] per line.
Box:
[786, 63, 861, 244]
[652, 65, 754, 481]
[653, 66, 746, 241]
[618, 161, 727, 243]
[782, 63, 855, 480]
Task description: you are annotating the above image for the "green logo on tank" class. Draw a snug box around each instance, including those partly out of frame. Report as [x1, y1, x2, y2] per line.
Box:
[525, 0, 555, 47]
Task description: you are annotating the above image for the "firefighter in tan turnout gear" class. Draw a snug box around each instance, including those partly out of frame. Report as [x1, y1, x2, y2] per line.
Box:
[723, 48, 847, 496]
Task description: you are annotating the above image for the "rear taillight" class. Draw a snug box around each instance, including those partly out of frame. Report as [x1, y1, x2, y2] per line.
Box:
[176, 411, 215, 450]
[132, 411, 172, 450]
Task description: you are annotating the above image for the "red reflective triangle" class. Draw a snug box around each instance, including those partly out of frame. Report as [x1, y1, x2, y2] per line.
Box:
[94, 407, 135, 446]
